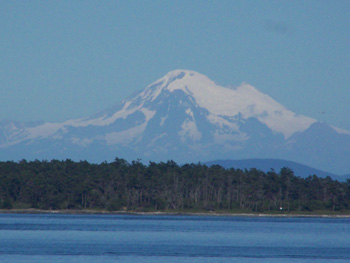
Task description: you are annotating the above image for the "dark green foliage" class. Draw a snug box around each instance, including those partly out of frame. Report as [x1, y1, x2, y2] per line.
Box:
[0, 158, 349, 212]
[1, 198, 13, 209]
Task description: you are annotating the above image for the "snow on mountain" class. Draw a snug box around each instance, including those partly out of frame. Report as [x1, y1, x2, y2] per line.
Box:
[0, 70, 349, 175]
[0, 70, 315, 145]
[140, 70, 317, 139]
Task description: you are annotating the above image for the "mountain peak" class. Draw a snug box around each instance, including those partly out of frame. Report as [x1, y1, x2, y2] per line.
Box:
[164, 69, 197, 78]
[140, 69, 215, 103]
[136, 70, 317, 138]
[159, 69, 215, 87]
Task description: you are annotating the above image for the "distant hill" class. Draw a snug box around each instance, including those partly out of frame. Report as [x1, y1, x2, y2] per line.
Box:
[204, 159, 349, 182]
[343, 174, 350, 181]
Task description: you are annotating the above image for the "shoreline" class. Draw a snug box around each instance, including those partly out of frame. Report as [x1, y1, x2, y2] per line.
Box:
[1, 208, 350, 218]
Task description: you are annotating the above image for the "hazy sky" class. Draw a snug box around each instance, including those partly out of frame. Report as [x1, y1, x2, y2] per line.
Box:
[1, 1, 349, 130]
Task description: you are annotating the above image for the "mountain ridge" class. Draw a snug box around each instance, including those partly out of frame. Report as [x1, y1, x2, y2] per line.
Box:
[1, 70, 349, 175]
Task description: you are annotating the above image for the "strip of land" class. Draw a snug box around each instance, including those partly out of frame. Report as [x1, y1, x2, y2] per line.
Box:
[1, 159, 349, 214]
[1, 209, 350, 218]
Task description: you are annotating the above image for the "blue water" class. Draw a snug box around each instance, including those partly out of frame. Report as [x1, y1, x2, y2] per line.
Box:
[0, 214, 349, 263]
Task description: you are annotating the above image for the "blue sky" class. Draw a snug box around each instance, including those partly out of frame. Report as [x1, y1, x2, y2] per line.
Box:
[1, 1, 350, 130]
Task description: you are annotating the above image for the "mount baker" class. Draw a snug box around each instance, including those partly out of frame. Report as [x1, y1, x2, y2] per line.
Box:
[1, 70, 349, 174]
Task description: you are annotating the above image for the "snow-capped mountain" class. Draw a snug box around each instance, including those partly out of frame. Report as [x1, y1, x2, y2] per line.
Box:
[1, 70, 350, 174]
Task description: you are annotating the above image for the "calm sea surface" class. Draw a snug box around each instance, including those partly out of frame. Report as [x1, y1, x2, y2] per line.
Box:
[0, 213, 349, 263]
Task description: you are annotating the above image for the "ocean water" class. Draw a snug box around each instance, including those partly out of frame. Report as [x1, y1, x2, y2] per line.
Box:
[0, 213, 349, 263]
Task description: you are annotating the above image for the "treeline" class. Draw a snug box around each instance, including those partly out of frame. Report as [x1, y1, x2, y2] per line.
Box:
[0, 158, 349, 213]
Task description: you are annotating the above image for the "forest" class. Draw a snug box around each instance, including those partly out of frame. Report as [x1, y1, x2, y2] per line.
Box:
[0, 158, 349, 213]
